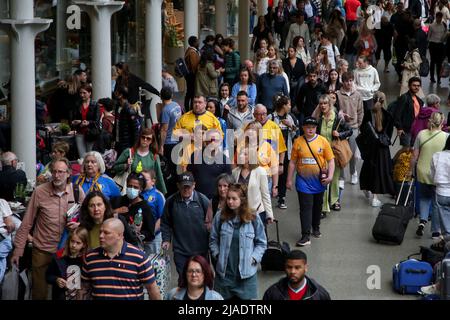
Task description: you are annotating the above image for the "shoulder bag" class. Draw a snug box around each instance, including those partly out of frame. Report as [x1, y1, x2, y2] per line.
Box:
[303, 136, 328, 180]
[113, 148, 134, 195]
[331, 118, 353, 168]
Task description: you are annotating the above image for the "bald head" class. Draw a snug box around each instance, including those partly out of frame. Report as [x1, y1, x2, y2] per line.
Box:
[100, 218, 125, 252]
[244, 59, 254, 70]
[103, 218, 124, 234]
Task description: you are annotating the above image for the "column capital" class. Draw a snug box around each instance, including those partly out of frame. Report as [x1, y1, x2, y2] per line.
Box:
[74, 1, 124, 19]
[0, 18, 52, 42]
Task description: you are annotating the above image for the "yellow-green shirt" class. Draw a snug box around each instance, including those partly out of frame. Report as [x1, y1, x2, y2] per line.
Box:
[88, 223, 101, 249]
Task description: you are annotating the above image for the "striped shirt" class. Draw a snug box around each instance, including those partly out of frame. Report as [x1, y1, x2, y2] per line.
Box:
[81, 242, 155, 300]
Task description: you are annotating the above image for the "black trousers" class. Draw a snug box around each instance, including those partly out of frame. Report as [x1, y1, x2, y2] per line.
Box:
[184, 73, 196, 112]
[429, 42, 445, 81]
[394, 41, 408, 79]
[278, 155, 290, 201]
[297, 191, 324, 237]
[375, 45, 392, 65]
[163, 143, 179, 197]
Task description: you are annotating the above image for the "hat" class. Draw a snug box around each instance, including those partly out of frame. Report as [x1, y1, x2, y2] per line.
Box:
[303, 117, 319, 127]
[177, 172, 195, 186]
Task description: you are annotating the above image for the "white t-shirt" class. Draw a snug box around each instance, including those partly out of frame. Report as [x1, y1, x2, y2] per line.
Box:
[322, 43, 340, 69]
[0, 199, 13, 238]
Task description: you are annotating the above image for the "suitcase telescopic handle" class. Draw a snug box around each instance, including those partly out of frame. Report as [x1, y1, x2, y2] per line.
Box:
[273, 219, 280, 244]
[396, 177, 415, 206]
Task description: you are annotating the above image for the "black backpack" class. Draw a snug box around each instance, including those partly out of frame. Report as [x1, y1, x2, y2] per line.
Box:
[175, 57, 189, 78]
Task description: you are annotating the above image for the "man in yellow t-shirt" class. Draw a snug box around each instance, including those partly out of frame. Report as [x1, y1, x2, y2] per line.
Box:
[254, 104, 287, 179]
[287, 117, 335, 247]
[173, 95, 223, 172]
[174, 95, 223, 134]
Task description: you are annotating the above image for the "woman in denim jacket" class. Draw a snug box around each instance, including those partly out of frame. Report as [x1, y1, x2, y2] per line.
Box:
[209, 184, 267, 300]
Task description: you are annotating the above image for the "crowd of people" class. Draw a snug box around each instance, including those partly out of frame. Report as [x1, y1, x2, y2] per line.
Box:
[1, 0, 450, 301]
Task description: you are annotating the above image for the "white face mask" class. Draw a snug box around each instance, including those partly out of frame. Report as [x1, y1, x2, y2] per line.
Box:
[126, 187, 139, 200]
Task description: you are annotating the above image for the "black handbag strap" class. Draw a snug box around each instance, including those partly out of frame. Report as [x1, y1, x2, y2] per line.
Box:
[303, 136, 323, 173]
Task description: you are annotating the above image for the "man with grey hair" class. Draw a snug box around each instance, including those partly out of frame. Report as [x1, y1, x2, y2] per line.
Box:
[80, 218, 161, 300]
[0, 151, 27, 201]
[256, 60, 289, 112]
[410, 93, 442, 145]
[11, 158, 85, 300]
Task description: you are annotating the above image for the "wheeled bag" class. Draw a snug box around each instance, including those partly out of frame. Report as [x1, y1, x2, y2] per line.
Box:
[393, 258, 433, 294]
[372, 179, 414, 245]
[261, 219, 290, 271]
[439, 254, 450, 300]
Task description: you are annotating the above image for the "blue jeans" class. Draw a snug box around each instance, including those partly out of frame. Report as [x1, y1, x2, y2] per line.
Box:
[418, 182, 440, 233]
[144, 233, 162, 257]
[0, 237, 12, 282]
[436, 194, 450, 236]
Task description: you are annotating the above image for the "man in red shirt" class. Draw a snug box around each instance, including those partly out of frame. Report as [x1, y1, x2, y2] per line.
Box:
[262, 250, 331, 300]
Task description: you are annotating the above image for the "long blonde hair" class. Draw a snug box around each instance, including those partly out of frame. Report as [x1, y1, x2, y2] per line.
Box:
[372, 91, 387, 132]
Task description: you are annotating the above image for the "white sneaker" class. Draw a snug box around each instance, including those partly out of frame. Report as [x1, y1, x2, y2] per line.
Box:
[351, 172, 358, 185]
[371, 198, 382, 207]
[339, 179, 345, 189]
[420, 284, 438, 295]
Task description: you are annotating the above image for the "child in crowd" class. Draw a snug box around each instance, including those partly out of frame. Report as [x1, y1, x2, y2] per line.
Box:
[46, 227, 88, 300]
[140, 169, 166, 255]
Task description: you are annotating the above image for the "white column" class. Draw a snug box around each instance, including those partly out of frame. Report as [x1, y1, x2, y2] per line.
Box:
[0, 0, 52, 180]
[145, 0, 162, 124]
[56, 0, 68, 74]
[215, 0, 227, 36]
[239, 0, 250, 61]
[184, 0, 198, 49]
[75, 1, 124, 100]
[258, 0, 269, 16]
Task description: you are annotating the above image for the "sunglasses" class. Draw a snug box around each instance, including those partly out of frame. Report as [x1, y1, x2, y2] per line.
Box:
[141, 136, 153, 141]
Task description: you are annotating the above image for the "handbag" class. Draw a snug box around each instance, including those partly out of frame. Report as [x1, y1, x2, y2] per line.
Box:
[419, 56, 430, 77]
[440, 60, 450, 78]
[331, 119, 353, 168]
[113, 148, 133, 195]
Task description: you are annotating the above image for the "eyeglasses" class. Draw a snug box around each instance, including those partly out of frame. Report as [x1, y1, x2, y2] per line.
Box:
[187, 269, 203, 275]
[141, 136, 153, 141]
[52, 170, 68, 175]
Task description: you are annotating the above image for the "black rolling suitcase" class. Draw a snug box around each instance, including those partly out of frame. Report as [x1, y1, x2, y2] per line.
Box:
[440, 254, 450, 300]
[261, 219, 290, 271]
[372, 179, 414, 245]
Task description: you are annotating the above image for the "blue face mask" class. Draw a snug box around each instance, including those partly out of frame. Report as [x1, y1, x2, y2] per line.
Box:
[126, 187, 140, 200]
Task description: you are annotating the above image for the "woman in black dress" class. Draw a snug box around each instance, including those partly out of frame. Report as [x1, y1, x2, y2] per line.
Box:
[359, 91, 395, 207]
[251, 15, 274, 54]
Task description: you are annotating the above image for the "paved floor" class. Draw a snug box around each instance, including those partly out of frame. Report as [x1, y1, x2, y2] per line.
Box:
[165, 62, 449, 300]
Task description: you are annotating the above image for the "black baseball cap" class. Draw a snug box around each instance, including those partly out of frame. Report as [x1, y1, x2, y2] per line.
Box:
[303, 117, 319, 127]
[177, 172, 195, 186]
